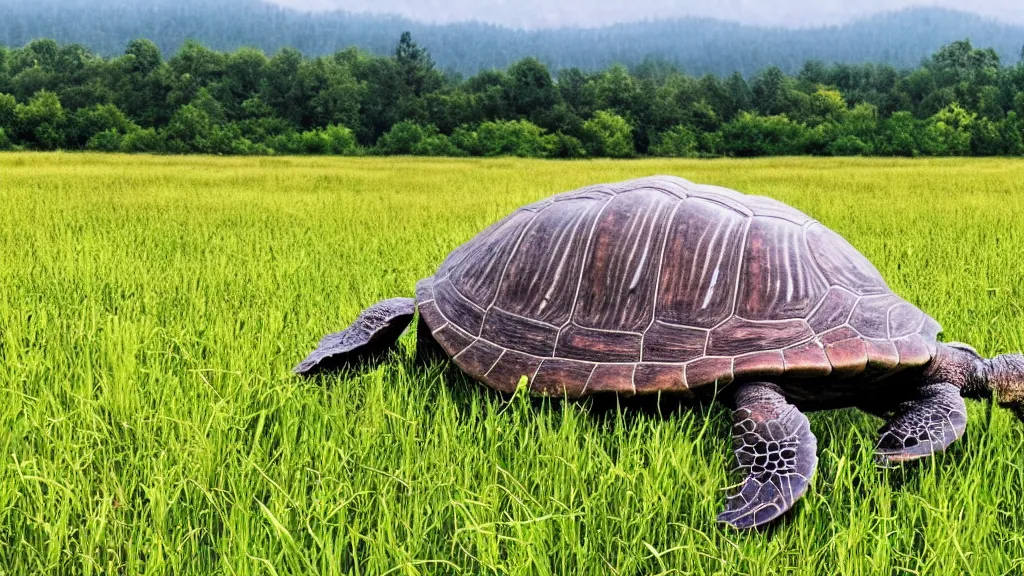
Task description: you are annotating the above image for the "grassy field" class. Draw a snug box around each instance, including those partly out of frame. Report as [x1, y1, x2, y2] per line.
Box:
[1, 153, 1023, 575]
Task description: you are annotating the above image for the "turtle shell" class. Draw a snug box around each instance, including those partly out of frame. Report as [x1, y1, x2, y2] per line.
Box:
[416, 176, 941, 397]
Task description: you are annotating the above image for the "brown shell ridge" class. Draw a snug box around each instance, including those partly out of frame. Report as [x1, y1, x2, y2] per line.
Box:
[800, 220, 833, 290]
[639, 199, 686, 339]
[562, 194, 620, 324]
[725, 217, 754, 320]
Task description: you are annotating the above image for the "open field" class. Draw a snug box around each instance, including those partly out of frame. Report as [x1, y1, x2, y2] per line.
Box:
[1, 153, 1023, 574]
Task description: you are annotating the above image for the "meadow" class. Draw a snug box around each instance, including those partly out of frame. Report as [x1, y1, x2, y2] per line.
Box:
[1, 153, 1023, 575]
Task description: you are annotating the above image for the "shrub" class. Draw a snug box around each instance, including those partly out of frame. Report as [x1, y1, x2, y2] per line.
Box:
[163, 104, 213, 153]
[375, 121, 428, 155]
[0, 127, 10, 150]
[827, 135, 872, 156]
[650, 125, 698, 157]
[582, 110, 634, 158]
[920, 103, 973, 156]
[544, 132, 587, 158]
[0, 93, 16, 134]
[475, 120, 549, 157]
[85, 129, 124, 152]
[450, 126, 482, 156]
[719, 112, 807, 157]
[120, 128, 166, 153]
[970, 117, 1003, 156]
[301, 124, 358, 155]
[415, 133, 464, 156]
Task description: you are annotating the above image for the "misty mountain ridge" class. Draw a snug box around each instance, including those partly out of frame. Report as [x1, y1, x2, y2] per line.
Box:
[2, 0, 1023, 76]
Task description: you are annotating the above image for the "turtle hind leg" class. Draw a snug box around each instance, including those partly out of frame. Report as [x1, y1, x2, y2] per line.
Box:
[294, 298, 415, 376]
[874, 382, 967, 466]
[717, 382, 819, 530]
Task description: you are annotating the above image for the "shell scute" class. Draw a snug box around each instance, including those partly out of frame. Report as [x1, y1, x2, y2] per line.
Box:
[641, 322, 707, 362]
[737, 217, 829, 320]
[574, 189, 677, 332]
[655, 199, 748, 328]
[556, 324, 641, 363]
[494, 197, 606, 324]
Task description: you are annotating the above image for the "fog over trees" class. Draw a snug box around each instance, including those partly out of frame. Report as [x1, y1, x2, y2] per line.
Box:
[1, 0, 1023, 76]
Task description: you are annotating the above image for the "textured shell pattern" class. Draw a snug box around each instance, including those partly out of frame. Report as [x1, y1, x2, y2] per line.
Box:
[416, 176, 942, 397]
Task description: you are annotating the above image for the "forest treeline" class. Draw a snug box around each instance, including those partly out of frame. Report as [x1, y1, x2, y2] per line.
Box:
[2, 35, 1024, 158]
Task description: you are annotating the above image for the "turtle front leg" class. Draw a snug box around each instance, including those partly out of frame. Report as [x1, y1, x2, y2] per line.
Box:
[718, 382, 818, 529]
[874, 382, 967, 466]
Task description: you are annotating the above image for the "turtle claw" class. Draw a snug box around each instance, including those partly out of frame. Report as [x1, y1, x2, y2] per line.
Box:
[717, 476, 791, 529]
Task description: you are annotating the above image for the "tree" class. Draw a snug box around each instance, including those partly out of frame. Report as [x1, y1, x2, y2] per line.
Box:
[394, 32, 439, 97]
[375, 121, 428, 155]
[582, 110, 634, 158]
[0, 92, 16, 134]
[69, 103, 136, 147]
[297, 57, 362, 129]
[15, 90, 66, 149]
[650, 125, 699, 157]
[921, 102, 975, 155]
[752, 67, 790, 116]
[503, 58, 560, 125]
[876, 111, 920, 156]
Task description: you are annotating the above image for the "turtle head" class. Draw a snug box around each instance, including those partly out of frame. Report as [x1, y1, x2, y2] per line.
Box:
[985, 353, 1024, 421]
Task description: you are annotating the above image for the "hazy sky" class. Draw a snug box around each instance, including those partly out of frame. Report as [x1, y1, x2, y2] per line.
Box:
[267, 0, 1024, 29]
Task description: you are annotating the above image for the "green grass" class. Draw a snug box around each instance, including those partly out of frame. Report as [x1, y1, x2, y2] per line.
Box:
[1, 153, 1023, 575]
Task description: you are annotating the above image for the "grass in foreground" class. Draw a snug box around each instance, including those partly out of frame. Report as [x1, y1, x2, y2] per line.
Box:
[1, 153, 1023, 575]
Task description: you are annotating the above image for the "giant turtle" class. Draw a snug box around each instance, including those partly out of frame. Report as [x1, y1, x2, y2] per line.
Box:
[295, 176, 1024, 529]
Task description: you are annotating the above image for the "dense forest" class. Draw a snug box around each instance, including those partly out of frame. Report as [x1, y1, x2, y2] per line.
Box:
[2, 35, 1024, 158]
[3, 0, 1024, 77]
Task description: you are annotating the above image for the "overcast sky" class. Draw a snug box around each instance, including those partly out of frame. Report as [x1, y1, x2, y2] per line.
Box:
[267, 0, 1024, 29]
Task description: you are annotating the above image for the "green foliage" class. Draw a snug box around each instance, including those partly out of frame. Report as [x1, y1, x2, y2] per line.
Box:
[1, 36, 1024, 157]
[828, 135, 873, 156]
[719, 112, 808, 157]
[876, 111, 921, 156]
[650, 125, 699, 157]
[69, 104, 137, 147]
[474, 119, 551, 157]
[582, 110, 634, 158]
[120, 127, 165, 153]
[85, 129, 124, 152]
[15, 90, 66, 150]
[299, 125, 359, 155]
[544, 131, 587, 159]
[374, 120, 429, 155]
[163, 103, 215, 153]
[921, 103, 975, 156]
[0, 93, 16, 132]
[0, 126, 10, 150]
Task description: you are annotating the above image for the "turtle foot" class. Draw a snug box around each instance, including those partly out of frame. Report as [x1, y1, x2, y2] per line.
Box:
[717, 382, 818, 530]
[875, 382, 967, 466]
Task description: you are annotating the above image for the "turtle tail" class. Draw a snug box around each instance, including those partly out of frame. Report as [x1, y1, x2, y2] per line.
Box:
[294, 297, 416, 376]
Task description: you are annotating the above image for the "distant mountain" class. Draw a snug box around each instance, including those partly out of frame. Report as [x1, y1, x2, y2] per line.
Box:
[1, 0, 1023, 75]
